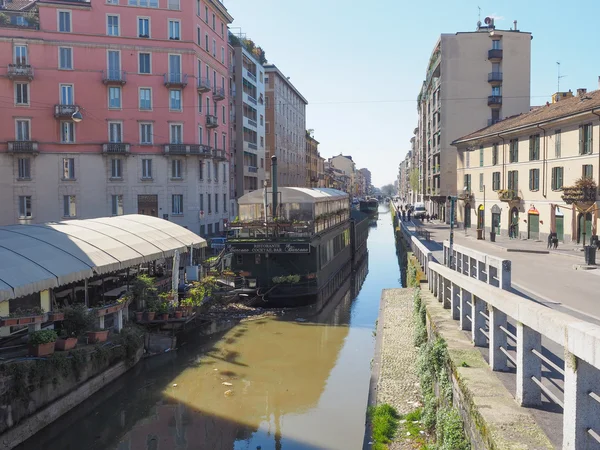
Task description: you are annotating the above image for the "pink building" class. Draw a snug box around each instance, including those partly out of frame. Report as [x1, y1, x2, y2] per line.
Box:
[0, 0, 233, 236]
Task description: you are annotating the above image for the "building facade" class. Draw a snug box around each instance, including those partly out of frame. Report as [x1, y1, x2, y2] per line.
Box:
[329, 154, 356, 196]
[317, 154, 325, 188]
[264, 64, 308, 187]
[229, 34, 266, 200]
[397, 151, 412, 202]
[358, 168, 371, 195]
[305, 130, 320, 187]
[0, 0, 233, 236]
[453, 88, 600, 244]
[414, 19, 532, 221]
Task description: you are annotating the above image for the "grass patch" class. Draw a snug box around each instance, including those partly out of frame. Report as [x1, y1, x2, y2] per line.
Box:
[368, 403, 400, 449]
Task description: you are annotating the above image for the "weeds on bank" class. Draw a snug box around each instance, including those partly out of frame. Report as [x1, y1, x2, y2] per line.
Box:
[368, 403, 400, 449]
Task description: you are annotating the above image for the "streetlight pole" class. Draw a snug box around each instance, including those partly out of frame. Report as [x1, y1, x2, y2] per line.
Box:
[448, 196, 456, 269]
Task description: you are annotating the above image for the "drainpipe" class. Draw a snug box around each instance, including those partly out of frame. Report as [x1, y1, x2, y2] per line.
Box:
[271, 155, 278, 220]
[537, 124, 547, 198]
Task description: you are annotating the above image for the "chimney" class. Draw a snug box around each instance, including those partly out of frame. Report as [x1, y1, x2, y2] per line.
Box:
[577, 88, 587, 97]
[598, 76, 600, 90]
[513, 20, 517, 31]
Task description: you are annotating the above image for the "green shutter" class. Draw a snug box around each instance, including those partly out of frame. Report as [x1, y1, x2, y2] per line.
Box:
[579, 125, 584, 155]
[587, 124, 593, 154]
[559, 168, 563, 188]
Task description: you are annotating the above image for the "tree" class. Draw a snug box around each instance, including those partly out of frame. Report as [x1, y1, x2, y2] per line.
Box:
[380, 184, 396, 197]
[409, 169, 420, 193]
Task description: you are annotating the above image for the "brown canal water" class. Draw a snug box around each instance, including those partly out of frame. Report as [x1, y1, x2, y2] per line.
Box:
[17, 206, 404, 450]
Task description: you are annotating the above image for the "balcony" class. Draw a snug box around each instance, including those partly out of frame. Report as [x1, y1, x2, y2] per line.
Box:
[488, 49, 503, 61]
[102, 143, 130, 154]
[102, 70, 127, 85]
[213, 148, 226, 160]
[487, 71, 503, 85]
[7, 141, 38, 153]
[190, 144, 213, 156]
[248, 166, 258, 173]
[246, 69, 257, 83]
[197, 77, 212, 93]
[244, 92, 257, 105]
[7, 64, 34, 81]
[212, 87, 226, 101]
[206, 115, 218, 128]
[163, 73, 188, 88]
[54, 104, 79, 119]
[498, 189, 520, 202]
[245, 141, 258, 151]
[487, 95, 502, 108]
[0, 11, 40, 30]
[244, 116, 258, 129]
[163, 144, 188, 155]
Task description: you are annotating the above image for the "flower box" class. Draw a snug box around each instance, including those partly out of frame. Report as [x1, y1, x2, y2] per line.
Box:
[48, 312, 65, 322]
[0, 318, 19, 327]
[55, 337, 77, 351]
[87, 330, 109, 343]
[174, 311, 183, 319]
[160, 313, 170, 321]
[29, 342, 55, 357]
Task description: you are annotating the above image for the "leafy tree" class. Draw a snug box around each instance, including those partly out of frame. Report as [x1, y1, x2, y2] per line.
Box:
[380, 184, 396, 196]
[409, 169, 420, 193]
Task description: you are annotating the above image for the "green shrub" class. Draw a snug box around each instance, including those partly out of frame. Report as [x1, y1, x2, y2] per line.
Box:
[368, 403, 400, 448]
[63, 304, 95, 337]
[29, 329, 58, 345]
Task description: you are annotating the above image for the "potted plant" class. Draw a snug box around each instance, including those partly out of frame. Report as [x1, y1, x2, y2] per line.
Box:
[173, 309, 183, 319]
[87, 327, 109, 343]
[8, 307, 45, 325]
[48, 310, 65, 322]
[158, 301, 170, 321]
[29, 329, 58, 357]
[63, 304, 95, 338]
[55, 331, 77, 351]
[135, 311, 144, 322]
[146, 299, 158, 321]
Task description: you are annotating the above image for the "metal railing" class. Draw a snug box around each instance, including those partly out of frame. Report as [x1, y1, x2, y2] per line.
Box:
[163, 73, 188, 87]
[488, 49, 503, 60]
[7, 64, 34, 80]
[488, 95, 502, 106]
[488, 71, 503, 82]
[7, 141, 38, 153]
[197, 77, 212, 92]
[206, 115, 218, 128]
[102, 143, 130, 154]
[248, 166, 258, 173]
[54, 104, 79, 118]
[246, 69, 257, 82]
[102, 70, 127, 84]
[213, 86, 226, 100]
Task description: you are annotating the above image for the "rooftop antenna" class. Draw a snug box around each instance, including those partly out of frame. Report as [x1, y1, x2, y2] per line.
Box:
[477, 6, 482, 29]
[557, 62, 566, 92]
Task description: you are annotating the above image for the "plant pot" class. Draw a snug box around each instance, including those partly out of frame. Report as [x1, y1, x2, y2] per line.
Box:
[146, 311, 156, 321]
[87, 330, 109, 343]
[0, 318, 18, 327]
[55, 337, 77, 351]
[135, 312, 144, 322]
[161, 313, 169, 321]
[48, 312, 65, 321]
[29, 342, 56, 357]
[174, 311, 183, 319]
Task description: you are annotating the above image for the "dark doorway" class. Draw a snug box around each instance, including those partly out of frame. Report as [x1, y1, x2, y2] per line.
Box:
[138, 195, 158, 217]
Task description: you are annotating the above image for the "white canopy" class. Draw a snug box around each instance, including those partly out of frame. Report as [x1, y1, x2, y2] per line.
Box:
[238, 187, 348, 205]
[0, 215, 206, 302]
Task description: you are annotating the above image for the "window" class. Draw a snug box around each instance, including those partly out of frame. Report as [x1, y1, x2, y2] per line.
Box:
[223, 193, 227, 212]
[109, 86, 122, 109]
[529, 134, 540, 160]
[128, 0, 158, 6]
[507, 170, 518, 192]
[170, 124, 183, 144]
[59, 47, 73, 69]
[207, 193, 212, 214]
[18, 196, 32, 218]
[111, 158, 122, 178]
[222, 105, 226, 123]
[198, 126, 203, 144]
[139, 53, 151, 74]
[479, 173, 484, 192]
[554, 130, 561, 158]
[63, 157, 75, 179]
[107, 15, 119, 36]
[266, 122, 270, 134]
[223, 161, 226, 182]
[465, 149, 470, 168]
[579, 123, 593, 155]
[111, 195, 123, 215]
[221, 47, 225, 64]
[18, 158, 31, 179]
[479, 145, 484, 167]
[492, 172, 500, 191]
[205, 6, 208, 22]
[138, 17, 150, 37]
[260, 136, 264, 148]
[529, 168, 540, 191]
[212, 39, 216, 57]
[168, 20, 181, 40]
[215, 193, 219, 213]
[58, 10, 71, 32]
[60, 84, 73, 105]
[509, 139, 518, 163]
[207, 160, 211, 180]
[142, 159, 152, 179]
[170, 89, 182, 110]
[492, 143, 498, 165]
[492, 39, 501, 49]
[15, 83, 29, 105]
[583, 164, 594, 179]
[197, 27, 201, 45]
[221, 22, 224, 38]
[212, 13, 215, 29]
[260, 114, 264, 126]
[463, 174, 471, 192]
[139, 88, 152, 110]
[61, 121, 75, 143]
[168, 0, 180, 10]
[200, 193, 204, 210]
[14, 45, 27, 65]
[214, 161, 218, 182]
[205, 33, 209, 52]
[15, 119, 30, 140]
[171, 159, 182, 178]
[140, 123, 153, 145]
[108, 122, 122, 143]
[551, 167, 564, 191]
[63, 195, 76, 217]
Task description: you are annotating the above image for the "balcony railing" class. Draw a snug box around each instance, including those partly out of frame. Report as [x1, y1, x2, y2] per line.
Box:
[488, 95, 502, 107]
[102, 70, 127, 85]
[102, 143, 130, 154]
[213, 148, 226, 160]
[164, 144, 188, 155]
[206, 115, 218, 128]
[7, 64, 34, 81]
[488, 49, 503, 60]
[248, 165, 258, 173]
[488, 71, 503, 83]
[0, 11, 40, 30]
[190, 144, 212, 156]
[54, 104, 79, 119]
[163, 73, 188, 88]
[246, 118, 258, 128]
[7, 141, 38, 153]
[212, 86, 226, 101]
[197, 77, 212, 92]
[246, 69, 257, 82]
[245, 93, 257, 105]
[246, 142, 258, 150]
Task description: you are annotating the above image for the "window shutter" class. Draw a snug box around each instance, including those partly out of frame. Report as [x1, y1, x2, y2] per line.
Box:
[588, 124, 593, 154]
[559, 168, 563, 189]
[514, 171, 518, 192]
[579, 125, 584, 155]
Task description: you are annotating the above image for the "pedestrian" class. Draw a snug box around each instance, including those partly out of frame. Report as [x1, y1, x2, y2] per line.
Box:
[402, 210, 406, 222]
[552, 233, 559, 249]
[547, 233, 552, 249]
[407, 209, 411, 222]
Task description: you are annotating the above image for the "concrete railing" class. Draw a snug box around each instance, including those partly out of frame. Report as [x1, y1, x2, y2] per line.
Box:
[399, 222, 433, 275]
[425, 261, 600, 449]
[443, 240, 511, 290]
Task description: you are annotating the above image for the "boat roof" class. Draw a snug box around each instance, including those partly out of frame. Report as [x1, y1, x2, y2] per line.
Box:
[238, 187, 348, 205]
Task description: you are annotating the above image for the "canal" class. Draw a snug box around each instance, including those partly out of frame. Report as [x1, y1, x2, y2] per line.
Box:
[18, 205, 403, 450]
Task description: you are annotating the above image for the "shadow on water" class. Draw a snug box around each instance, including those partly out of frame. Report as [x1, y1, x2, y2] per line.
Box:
[17, 206, 401, 450]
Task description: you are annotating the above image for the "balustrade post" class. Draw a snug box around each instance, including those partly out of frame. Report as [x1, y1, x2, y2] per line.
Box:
[478, 260, 486, 283]
[451, 283, 460, 320]
[563, 353, 600, 450]
[516, 322, 542, 406]
[465, 256, 471, 277]
[443, 277, 451, 308]
[114, 310, 123, 332]
[98, 315, 105, 330]
[488, 306, 508, 371]
[457, 251, 463, 274]
[437, 274, 444, 303]
[500, 260, 512, 291]
[472, 296, 487, 347]
[460, 289, 472, 331]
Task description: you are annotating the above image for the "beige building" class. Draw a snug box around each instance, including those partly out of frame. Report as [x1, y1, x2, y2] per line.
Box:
[329, 154, 356, 196]
[317, 154, 326, 188]
[264, 64, 308, 187]
[414, 19, 532, 221]
[452, 87, 600, 244]
[305, 130, 320, 187]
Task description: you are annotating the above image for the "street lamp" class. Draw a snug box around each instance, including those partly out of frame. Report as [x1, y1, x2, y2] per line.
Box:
[448, 195, 456, 269]
[71, 108, 83, 123]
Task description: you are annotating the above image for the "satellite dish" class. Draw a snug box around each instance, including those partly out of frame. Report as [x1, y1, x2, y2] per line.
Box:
[484, 17, 492, 25]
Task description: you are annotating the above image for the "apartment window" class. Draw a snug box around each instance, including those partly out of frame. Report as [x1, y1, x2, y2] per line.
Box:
[109, 86, 122, 109]
[554, 130, 561, 158]
[463, 174, 471, 192]
[199, 193, 204, 211]
[509, 139, 518, 163]
[529, 134, 540, 161]
[212, 13, 215, 29]
[111, 158, 122, 178]
[529, 168, 540, 191]
[222, 162, 226, 183]
[58, 10, 71, 32]
[222, 105, 226, 124]
[583, 164, 594, 180]
[479, 145, 484, 167]
[507, 170, 518, 192]
[111, 195, 124, 216]
[60, 84, 73, 105]
[18, 158, 31, 179]
[14, 45, 27, 65]
[60, 121, 75, 143]
[169, 124, 183, 144]
[140, 123, 153, 145]
[171, 159, 182, 178]
[551, 167, 564, 191]
[168, 0, 180, 10]
[265, 122, 270, 134]
[205, 6, 208, 22]
[139, 88, 152, 110]
[221, 47, 225, 64]
[215, 193, 219, 213]
[59, 47, 73, 69]
[107, 15, 120, 36]
[207, 193, 212, 214]
[260, 136, 264, 148]
[108, 122, 122, 143]
[465, 149, 470, 168]
[142, 159, 152, 179]
[223, 193, 227, 212]
[492, 172, 500, 191]
[170, 89, 182, 111]
[205, 33, 209, 52]
[63, 157, 75, 179]
[492, 143, 498, 165]
[197, 27, 201, 45]
[63, 195, 76, 217]
[168, 20, 181, 40]
[479, 173, 484, 192]
[492, 39, 501, 49]
[15, 119, 30, 140]
[212, 39, 216, 57]
[18, 196, 32, 218]
[199, 160, 205, 180]
[207, 160, 211, 180]
[214, 161, 218, 182]
[15, 83, 29, 105]
[579, 123, 593, 155]
[139, 53, 151, 74]
[260, 114, 264, 126]
[138, 17, 150, 38]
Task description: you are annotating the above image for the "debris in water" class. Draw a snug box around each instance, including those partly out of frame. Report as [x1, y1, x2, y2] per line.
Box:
[214, 368, 218, 371]
[224, 389, 234, 397]
[172, 384, 177, 387]
[295, 318, 307, 322]
[222, 382, 233, 386]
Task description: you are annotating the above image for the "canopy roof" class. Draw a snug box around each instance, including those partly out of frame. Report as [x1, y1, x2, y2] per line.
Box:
[0, 215, 206, 302]
[238, 187, 348, 205]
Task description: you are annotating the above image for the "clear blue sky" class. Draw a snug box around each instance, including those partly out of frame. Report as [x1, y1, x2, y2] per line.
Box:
[226, 0, 600, 188]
